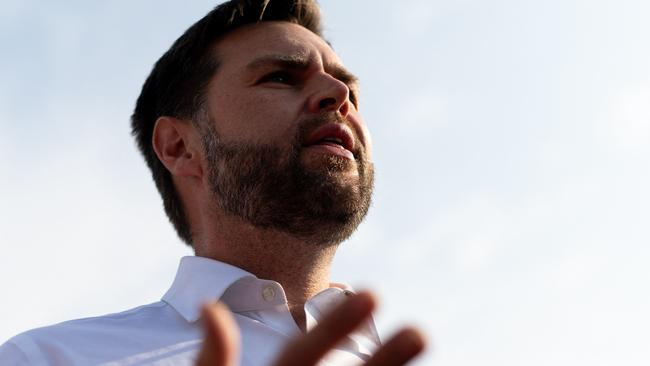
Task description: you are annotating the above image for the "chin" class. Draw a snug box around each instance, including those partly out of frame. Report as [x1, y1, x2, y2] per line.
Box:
[301, 153, 360, 177]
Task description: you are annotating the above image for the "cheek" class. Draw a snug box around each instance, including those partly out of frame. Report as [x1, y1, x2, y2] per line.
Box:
[350, 113, 373, 160]
[211, 93, 298, 144]
[364, 130, 373, 159]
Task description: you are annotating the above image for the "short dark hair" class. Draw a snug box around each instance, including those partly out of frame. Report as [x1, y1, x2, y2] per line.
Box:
[131, 0, 323, 246]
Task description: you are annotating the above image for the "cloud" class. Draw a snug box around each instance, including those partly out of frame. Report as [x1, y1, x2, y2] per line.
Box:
[604, 80, 650, 153]
[392, 0, 476, 35]
[391, 90, 449, 135]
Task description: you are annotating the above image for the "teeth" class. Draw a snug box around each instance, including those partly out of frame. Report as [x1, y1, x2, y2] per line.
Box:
[321, 137, 343, 145]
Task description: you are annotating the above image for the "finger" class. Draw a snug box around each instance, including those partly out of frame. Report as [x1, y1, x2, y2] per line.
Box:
[271, 291, 377, 366]
[365, 327, 426, 366]
[196, 302, 240, 366]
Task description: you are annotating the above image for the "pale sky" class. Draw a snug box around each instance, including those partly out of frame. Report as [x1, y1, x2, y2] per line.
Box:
[1, 1, 650, 365]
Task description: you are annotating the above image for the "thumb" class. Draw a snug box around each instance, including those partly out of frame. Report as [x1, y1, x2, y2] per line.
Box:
[196, 302, 240, 366]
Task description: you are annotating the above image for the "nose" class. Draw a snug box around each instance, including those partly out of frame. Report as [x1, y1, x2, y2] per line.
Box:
[306, 73, 351, 117]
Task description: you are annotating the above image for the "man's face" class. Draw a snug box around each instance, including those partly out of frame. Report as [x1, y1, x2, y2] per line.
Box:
[199, 21, 373, 245]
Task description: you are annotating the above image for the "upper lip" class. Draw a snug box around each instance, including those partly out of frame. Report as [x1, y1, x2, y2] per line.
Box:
[303, 123, 356, 153]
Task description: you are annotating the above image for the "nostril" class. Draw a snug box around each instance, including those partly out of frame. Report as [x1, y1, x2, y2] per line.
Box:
[318, 97, 337, 110]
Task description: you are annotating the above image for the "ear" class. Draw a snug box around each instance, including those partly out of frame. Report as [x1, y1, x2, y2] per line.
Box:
[152, 116, 203, 179]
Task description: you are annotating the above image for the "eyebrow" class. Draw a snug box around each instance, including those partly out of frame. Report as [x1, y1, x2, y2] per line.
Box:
[245, 54, 359, 87]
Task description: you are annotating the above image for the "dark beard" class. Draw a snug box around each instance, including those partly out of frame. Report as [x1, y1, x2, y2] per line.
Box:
[201, 115, 374, 246]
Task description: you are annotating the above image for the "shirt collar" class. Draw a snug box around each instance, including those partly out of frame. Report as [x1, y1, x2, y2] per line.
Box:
[161, 256, 255, 322]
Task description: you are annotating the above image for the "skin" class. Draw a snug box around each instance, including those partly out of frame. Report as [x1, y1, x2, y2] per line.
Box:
[197, 292, 426, 366]
[152, 21, 425, 364]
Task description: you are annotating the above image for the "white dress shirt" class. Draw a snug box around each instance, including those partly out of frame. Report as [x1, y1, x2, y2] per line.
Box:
[0, 256, 380, 365]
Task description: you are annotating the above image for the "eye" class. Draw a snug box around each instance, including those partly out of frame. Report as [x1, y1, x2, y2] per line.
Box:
[259, 71, 294, 85]
[349, 88, 359, 108]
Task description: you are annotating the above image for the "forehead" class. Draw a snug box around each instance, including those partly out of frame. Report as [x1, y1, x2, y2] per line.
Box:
[213, 21, 343, 71]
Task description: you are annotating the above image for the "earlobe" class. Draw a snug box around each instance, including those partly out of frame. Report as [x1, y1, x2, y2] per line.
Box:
[152, 116, 202, 178]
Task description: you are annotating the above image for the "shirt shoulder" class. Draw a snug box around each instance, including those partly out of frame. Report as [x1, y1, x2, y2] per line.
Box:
[0, 301, 200, 366]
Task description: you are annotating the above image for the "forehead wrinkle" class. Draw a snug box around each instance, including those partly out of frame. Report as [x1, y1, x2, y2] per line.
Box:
[245, 53, 310, 71]
[246, 53, 358, 86]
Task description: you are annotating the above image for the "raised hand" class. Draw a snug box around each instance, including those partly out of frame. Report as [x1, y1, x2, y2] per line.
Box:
[197, 291, 426, 366]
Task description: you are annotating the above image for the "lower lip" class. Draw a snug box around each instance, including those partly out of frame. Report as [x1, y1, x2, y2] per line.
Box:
[303, 143, 355, 160]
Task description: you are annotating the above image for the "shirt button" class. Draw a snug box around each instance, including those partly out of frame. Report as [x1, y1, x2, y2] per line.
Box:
[262, 286, 276, 302]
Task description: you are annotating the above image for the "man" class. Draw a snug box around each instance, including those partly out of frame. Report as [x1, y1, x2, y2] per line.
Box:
[0, 1, 425, 365]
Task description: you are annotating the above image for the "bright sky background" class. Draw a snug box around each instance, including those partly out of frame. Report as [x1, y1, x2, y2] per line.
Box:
[1, 1, 649, 365]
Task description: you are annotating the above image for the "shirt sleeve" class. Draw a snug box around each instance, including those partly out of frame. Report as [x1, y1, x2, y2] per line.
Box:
[0, 340, 32, 365]
[0, 333, 51, 366]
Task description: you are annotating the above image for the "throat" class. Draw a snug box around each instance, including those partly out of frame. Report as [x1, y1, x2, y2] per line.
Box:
[289, 304, 308, 333]
[194, 218, 338, 331]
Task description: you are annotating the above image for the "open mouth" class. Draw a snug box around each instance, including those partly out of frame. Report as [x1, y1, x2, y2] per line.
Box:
[303, 123, 356, 160]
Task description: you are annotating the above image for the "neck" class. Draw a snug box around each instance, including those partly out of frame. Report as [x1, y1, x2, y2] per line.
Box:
[193, 212, 339, 331]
